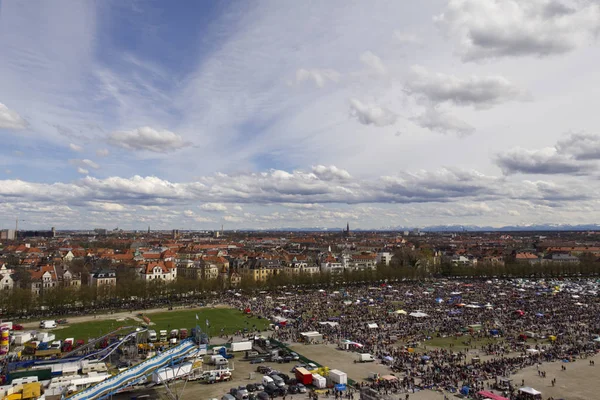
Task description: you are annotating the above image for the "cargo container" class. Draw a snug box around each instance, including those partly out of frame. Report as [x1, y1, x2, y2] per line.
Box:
[13, 332, 32, 346]
[231, 341, 253, 352]
[36, 332, 55, 342]
[328, 369, 347, 385]
[312, 374, 326, 389]
[294, 367, 313, 385]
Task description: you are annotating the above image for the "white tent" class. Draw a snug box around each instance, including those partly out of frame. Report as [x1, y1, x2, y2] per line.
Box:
[409, 311, 429, 318]
[519, 387, 541, 396]
[319, 321, 339, 327]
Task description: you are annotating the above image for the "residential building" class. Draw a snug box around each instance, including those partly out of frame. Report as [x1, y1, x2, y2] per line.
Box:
[90, 270, 117, 287]
[376, 251, 393, 266]
[240, 258, 281, 281]
[140, 261, 177, 281]
[0, 264, 14, 291]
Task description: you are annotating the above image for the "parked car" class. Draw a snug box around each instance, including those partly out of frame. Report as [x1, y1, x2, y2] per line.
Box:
[296, 383, 307, 393]
[264, 383, 278, 396]
[277, 373, 291, 384]
[246, 384, 257, 392]
[250, 358, 265, 364]
[288, 385, 299, 394]
[256, 392, 269, 400]
[256, 366, 271, 374]
[56, 319, 68, 325]
[289, 352, 300, 361]
[254, 383, 264, 391]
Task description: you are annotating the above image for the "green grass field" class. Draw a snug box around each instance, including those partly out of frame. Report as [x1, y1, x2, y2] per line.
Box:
[50, 308, 269, 341]
[50, 318, 138, 341]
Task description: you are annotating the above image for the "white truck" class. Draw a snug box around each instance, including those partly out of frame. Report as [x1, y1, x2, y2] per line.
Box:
[148, 330, 157, 342]
[40, 320, 57, 329]
[210, 355, 229, 366]
[356, 353, 375, 363]
[159, 330, 168, 341]
[231, 341, 253, 352]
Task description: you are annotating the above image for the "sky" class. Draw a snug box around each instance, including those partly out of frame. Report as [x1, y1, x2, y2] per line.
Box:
[1, 0, 600, 231]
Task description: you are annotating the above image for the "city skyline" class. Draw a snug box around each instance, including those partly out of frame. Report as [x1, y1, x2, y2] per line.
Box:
[1, 1, 600, 230]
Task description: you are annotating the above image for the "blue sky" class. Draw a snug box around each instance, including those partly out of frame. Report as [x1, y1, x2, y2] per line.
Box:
[2, 0, 600, 230]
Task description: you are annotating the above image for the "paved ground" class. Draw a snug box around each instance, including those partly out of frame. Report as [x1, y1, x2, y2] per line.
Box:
[288, 343, 391, 382]
[114, 358, 294, 400]
[111, 342, 599, 400]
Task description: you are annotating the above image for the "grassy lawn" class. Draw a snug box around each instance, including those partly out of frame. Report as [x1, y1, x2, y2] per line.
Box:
[50, 318, 137, 341]
[144, 308, 268, 336]
[50, 308, 268, 342]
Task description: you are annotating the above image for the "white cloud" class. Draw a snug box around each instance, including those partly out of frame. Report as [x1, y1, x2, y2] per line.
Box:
[0, 102, 27, 130]
[311, 165, 351, 181]
[295, 68, 340, 88]
[96, 148, 109, 157]
[69, 143, 84, 152]
[556, 133, 600, 160]
[435, 0, 600, 61]
[496, 147, 588, 175]
[200, 203, 228, 212]
[349, 98, 397, 127]
[193, 216, 214, 223]
[281, 203, 324, 209]
[70, 158, 100, 170]
[406, 65, 526, 108]
[89, 202, 126, 212]
[360, 51, 387, 75]
[414, 108, 475, 136]
[108, 127, 188, 152]
[394, 31, 421, 45]
[77, 167, 89, 175]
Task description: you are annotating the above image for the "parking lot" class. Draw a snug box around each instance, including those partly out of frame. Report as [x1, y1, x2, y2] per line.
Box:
[114, 356, 308, 400]
[288, 343, 391, 382]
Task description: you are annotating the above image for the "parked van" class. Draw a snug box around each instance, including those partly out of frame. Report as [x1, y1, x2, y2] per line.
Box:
[271, 375, 285, 388]
[148, 330, 157, 342]
[40, 320, 57, 329]
[262, 376, 274, 386]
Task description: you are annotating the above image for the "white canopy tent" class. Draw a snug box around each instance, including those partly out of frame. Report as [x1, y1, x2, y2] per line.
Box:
[409, 312, 429, 318]
[519, 387, 541, 396]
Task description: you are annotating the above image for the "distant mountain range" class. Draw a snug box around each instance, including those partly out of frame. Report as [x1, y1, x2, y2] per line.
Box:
[245, 224, 600, 232]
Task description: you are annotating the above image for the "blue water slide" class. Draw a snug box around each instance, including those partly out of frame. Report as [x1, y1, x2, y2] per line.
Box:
[66, 339, 197, 400]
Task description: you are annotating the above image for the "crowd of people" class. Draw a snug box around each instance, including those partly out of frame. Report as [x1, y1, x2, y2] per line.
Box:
[224, 279, 600, 399]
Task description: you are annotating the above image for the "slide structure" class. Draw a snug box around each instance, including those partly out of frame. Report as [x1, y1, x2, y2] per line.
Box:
[61, 326, 137, 359]
[66, 339, 197, 400]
